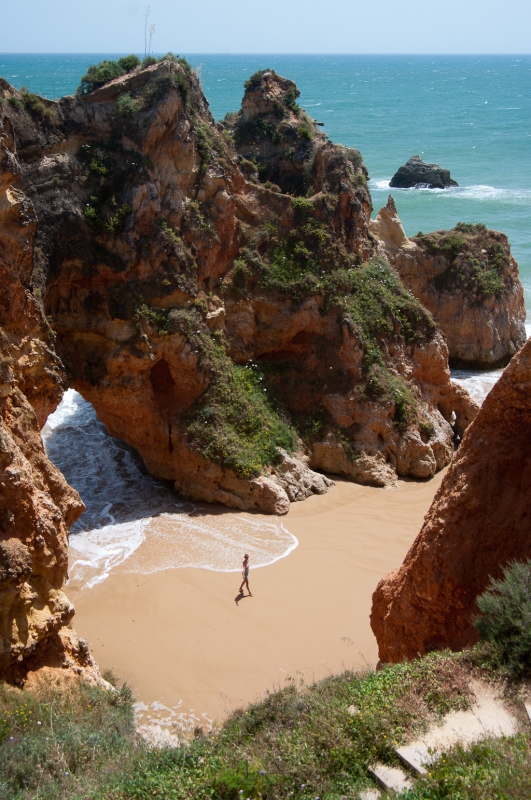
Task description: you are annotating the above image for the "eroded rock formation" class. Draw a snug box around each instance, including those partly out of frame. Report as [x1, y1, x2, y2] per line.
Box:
[371, 337, 531, 662]
[389, 155, 458, 189]
[0, 112, 102, 683]
[370, 196, 526, 367]
[0, 62, 478, 523]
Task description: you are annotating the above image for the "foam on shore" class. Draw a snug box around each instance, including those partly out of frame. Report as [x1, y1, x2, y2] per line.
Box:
[43, 390, 297, 589]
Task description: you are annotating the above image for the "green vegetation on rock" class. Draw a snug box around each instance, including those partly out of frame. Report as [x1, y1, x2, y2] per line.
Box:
[77, 53, 192, 96]
[78, 55, 141, 94]
[415, 223, 511, 298]
[79, 143, 138, 234]
[474, 559, 531, 676]
[403, 735, 531, 799]
[324, 259, 435, 368]
[20, 89, 57, 124]
[187, 345, 296, 478]
[243, 201, 432, 375]
[0, 672, 134, 800]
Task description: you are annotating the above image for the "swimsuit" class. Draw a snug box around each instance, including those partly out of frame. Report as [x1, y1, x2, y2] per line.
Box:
[244, 566, 249, 579]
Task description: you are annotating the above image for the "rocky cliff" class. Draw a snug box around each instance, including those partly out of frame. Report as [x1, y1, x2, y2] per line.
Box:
[0, 111, 102, 684]
[370, 196, 526, 367]
[371, 337, 531, 662]
[0, 61, 477, 517]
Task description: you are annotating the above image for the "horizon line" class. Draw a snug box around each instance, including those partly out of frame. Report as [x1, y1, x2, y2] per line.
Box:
[1, 51, 530, 57]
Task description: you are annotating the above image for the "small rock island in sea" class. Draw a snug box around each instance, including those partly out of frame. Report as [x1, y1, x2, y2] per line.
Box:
[390, 154, 459, 189]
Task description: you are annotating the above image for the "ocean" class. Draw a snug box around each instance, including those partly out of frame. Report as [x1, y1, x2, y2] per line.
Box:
[3, 54, 530, 584]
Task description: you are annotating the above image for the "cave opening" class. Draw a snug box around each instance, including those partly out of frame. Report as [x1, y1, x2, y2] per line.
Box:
[150, 358, 180, 417]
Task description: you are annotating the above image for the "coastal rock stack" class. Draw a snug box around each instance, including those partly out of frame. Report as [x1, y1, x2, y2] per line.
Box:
[371, 337, 531, 662]
[371, 196, 526, 367]
[389, 155, 458, 189]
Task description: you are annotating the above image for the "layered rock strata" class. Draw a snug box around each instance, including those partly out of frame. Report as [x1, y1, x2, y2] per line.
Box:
[371, 337, 531, 662]
[389, 155, 458, 189]
[0, 63, 476, 517]
[0, 110, 102, 683]
[370, 197, 526, 367]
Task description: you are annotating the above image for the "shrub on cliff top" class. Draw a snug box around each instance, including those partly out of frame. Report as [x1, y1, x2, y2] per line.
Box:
[78, 55, 141, 94]
[474, 559, 531, 676]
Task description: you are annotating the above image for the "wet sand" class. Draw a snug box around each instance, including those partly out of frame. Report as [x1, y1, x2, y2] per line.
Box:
[69, 471, 445, 729]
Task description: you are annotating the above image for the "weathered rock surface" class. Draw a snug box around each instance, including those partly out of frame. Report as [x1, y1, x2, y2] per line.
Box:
[371, 337, 531, 662]
[389, 155, 458, 189]
[0, 63, 475, 518]
[370, 197, 526, 367]
[0, 110, 103, 684]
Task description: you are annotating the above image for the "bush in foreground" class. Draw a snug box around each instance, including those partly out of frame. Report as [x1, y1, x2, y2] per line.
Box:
[474, 559, 531, 676]
[0, 672, 135, 799]
[0, 649, 529, 799]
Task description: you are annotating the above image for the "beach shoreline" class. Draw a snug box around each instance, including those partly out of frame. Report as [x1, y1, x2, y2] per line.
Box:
[69, 470, 446, 732]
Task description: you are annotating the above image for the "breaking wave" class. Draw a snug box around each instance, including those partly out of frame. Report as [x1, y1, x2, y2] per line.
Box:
[42, 391, 297, 589]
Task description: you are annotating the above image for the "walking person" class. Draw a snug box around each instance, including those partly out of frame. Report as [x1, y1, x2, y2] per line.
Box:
[239, 554, 252, 597]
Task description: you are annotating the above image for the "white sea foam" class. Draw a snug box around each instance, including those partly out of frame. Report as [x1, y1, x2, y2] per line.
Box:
[69, 519, 149, 589]
[451, 367, 504, 406]
[121, 513, 297, 576]
[369, 179, 531, 204]
[371, 179, 391, 191]
[452, 325, 531, 405]
[43, 391, 297, 589]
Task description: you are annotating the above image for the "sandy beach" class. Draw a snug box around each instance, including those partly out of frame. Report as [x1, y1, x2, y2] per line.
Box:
[69, 471, 445, 732]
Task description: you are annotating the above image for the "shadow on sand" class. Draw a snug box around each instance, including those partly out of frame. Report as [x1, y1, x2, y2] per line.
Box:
[235, 591, 252, 605]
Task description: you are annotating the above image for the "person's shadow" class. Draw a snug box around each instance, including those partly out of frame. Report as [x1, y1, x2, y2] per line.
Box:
[235, 591, 251, 605]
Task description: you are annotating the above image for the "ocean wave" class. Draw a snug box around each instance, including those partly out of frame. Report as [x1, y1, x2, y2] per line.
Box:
[69, 519, 149, 589]
[121, 513, 297, 576]
[448, 326, 531, 405]
[369, 179, 531, 204]
[451, 368, 504, 406]
[44, 391, 298, 589]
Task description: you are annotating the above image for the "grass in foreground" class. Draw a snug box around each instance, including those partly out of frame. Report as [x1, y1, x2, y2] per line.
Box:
[4, 649, 530, 800]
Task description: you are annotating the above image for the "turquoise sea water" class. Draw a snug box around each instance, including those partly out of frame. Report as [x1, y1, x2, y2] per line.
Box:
[1, 53, 530, 312]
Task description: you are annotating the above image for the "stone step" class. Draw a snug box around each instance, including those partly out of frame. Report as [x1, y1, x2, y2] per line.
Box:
[359, 790, 381, 800]
[396, 743, 438, 776]
[369, 763, 413, 794]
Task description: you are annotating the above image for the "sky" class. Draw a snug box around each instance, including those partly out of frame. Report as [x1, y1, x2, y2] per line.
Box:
[1, 0, 530, 54]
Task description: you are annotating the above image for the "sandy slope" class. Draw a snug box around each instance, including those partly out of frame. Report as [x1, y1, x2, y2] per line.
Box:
[69, 472, 445, 728]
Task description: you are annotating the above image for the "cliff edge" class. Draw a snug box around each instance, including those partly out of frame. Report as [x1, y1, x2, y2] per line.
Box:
[0, 112, 103, 684]
[371, 336, 531, 662]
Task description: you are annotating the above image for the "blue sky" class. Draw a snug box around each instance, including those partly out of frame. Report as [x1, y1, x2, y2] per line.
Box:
[2, 0, 530, 53]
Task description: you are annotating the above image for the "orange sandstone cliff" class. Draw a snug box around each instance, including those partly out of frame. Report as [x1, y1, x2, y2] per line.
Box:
[371, 336, 531, 662]
[4, 59, 484, 513]
[370, 196, 526, 368]
[1, 63, 478, 515]
[0, 111, 102, 683]
[1, 56, 522, 680]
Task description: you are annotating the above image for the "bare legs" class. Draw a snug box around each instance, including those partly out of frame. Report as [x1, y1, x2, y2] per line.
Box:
[239, 577, 252, 596]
